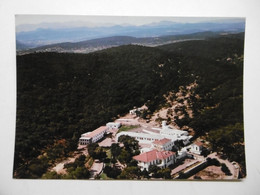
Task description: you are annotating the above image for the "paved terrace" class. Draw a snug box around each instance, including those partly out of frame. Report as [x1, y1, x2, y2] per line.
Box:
[89, 160, 104, 179]
[208, 152, 240, 179]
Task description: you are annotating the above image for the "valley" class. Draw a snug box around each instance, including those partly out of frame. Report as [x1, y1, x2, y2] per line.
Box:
[16, 31, 222, 55]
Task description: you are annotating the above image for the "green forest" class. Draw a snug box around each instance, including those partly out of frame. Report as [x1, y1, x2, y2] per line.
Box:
[14, 32, 245, 178]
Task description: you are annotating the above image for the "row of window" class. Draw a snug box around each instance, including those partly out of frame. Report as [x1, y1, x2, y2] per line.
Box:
[90, 131, 106, 142]
[79, 139, 91, 145]
[134, 136, 159, 141]
[146, 155, 174, 166]
[147, 159, 163, 166]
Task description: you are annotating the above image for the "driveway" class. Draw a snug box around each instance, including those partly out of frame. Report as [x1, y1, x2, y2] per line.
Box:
[89, 161, 104, 179]
[208, 152, 239, 179]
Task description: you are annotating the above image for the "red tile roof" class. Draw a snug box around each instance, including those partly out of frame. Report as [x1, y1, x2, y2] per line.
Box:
[153, 138, 171, 145]
[133, 149, 175, 163]
[83, 126, 108, 138]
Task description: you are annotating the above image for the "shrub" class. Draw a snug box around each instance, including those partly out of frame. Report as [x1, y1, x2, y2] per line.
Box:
[221, 163, 232, 175]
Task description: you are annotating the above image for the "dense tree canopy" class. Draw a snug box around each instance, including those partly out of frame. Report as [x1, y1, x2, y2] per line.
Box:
[14, 33, 245, 178]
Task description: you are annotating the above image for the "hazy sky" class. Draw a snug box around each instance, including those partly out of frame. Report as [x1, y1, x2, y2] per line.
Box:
[16, 15, 245, 32]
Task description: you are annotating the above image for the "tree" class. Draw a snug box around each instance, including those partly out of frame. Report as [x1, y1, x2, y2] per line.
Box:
[148, 165, 160, 178]
[27, 159, 49, 178]
[110, 143, 121, 159]
[142, 168, 150, 179]
[78, 154, 86, 162]
[87, 143, 99, 157]
[74, 167, 90, 179]
[135, 110, 141, 117]
[118, 166, 141, 179]
[173, 140, 184, 151]
[118, 149, 131, 164]
[103, 165, 121, 179]
[42, 171, 61, 179]
[157, 168, 171, 179]
[94, 147, 107, 161]
[148, 165, 171, 179]
[221, 163, 231, 176]
[208, 123, 245, 171]
[62, 155, 91, 179]
[128, 159, 138, 167]
[64, 166, 90, 179]
[206, 157, 220, 166]
[74, 155, 86, 167]
[118, 135, 140, 156]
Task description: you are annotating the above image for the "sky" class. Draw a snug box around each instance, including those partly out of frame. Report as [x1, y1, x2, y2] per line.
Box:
[16, 15, 245, 32]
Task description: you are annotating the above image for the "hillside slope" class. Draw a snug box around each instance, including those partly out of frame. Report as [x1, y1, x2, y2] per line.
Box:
[14, 33, 245, 178]
[157, 33, 245, 176]
[17, 31, 225, 54]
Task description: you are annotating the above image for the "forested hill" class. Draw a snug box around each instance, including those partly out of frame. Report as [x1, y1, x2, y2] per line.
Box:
[157, 33, 245, 176]
[157, 32, 244, 60]
[15, 45, 183, 178]
[16, 31, 227, 54]
[14, 32, 245, 178]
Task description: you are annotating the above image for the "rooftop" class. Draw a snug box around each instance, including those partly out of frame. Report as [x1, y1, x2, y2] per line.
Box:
[117, 131, 164, 140]
[133, 149, 175, 163]
[162, 127, 188, 134]
[153, 138, 171, 145]
[82, 126, 108, 138]
[106, 122, 121, 125]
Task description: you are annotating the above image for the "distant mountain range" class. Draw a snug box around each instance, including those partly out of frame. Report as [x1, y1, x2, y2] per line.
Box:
[16, 31, 242, 54]
[16, 20, 245, 49]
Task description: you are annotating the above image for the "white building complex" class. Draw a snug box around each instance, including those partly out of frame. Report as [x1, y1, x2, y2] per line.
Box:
[152, 138, 174, 151]
[116, 131, 162, 143]
[129, 105, 147, 115]
[133, 149, 176, 171]
[190, 141, 204, 154]
[106, 122, 121, 129]
[116, 121, 192, 145]
[79, 126, 108, 145]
